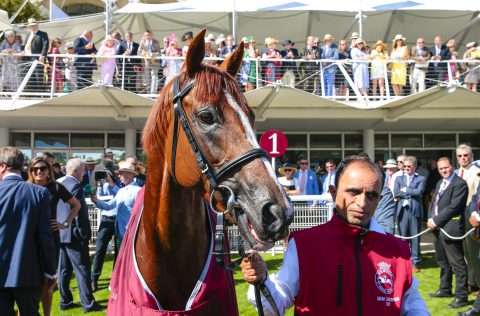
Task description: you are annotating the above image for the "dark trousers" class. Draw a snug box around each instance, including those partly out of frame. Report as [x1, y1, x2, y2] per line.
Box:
[59, 238, 95, 312]
[0, 287, 41, 316]
[26, 58, 45, 92]
[434, 233, 468, 300]
[76, 68, 93, 89]
[398, 207, 421, 266]
[463, 207, 480, 288]
[91, 215, 116, 282]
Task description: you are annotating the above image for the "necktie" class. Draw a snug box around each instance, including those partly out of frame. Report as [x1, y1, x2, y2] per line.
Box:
[402, 175, 412, 207]
[299, 171, 307, 194]
[25, 32, 35, 55]
[460, 168, 464, 179]
[433, 180, 448, 216]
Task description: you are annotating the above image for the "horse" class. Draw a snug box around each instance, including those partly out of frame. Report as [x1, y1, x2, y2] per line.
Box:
[107, 29, 294, 315]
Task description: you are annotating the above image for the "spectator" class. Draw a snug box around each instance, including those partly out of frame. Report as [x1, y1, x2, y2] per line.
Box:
[181, 31, 193, 57]
[410, 37, 430, 94]
[52, 162, 65, 179]
[277, 163, 300, 196]
[164, 34, 182, 84]
[14, 34, 24, 49]
[73, 30, 97, 89]
[62, 42, 77, 92]
[464, 186, 480, 315]
[241, 156, 429, 315]
[350, 38, 369, 97]
[383, 158, 398, 193]
[394, 155, 426, 273]
[27, 157, 81, 316]
[299, 35, 320, 93]
[280, 39, 299, 88]
[349, 31, 359, 48]
[91, 169, 120, 292]
[241, 36, 259, 91]
[262, 38, 282, 84]
[97, 35, 119, 86]
[429, 36, 450, 87]
[24, 18, 49, 92]
[81, 157, 96, 188]
[57, 158, 104, 312]
[215, 33, 226, 58]
[446, 41, 459, 81]
[92, 161, 142, 249]
[0, 29, 23, 92]
[427, 157, 468, 309]
[337, 39, 351, 99]
[463, 42, 479, 92]
[294, 157, 320, 196]
[204, 34, 217, 59]
[375, 159, 385, 168]
[117, 31, 140, 92]
[48, 37, 63, 92]
[138, 30, 161, 94]
[370, 40, 389, 99]
[321, 159, 337, 194]
[390, 34, 409, 96]
[220, 35, 236, 59]
[320, 34, 339, 96]
[0, 147, 57, 316]
[126, 156, 146, 187]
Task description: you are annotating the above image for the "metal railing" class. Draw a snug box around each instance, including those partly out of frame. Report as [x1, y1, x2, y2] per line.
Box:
[85, 195, 334, 254]
[1, 53, 478, 102]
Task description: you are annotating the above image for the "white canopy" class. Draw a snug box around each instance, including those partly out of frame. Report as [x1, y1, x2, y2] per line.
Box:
[18, 0, 480, 52]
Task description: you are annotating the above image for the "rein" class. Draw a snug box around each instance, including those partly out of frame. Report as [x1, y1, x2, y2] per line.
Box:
[170, 76, 279, 316]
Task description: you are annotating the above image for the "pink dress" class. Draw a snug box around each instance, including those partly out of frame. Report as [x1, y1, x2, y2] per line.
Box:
[98, 45, 117, 85]
[107, 188, 239, 316]
[49, 47, 63, 83]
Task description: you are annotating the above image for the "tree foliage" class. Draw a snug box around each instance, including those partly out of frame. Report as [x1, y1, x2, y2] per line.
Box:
[0, 0, 43, 24]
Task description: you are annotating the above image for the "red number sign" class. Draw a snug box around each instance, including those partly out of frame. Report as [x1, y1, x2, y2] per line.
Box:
[259, 130, 288, 158]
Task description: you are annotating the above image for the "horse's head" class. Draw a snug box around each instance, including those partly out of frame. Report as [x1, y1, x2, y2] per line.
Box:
[143, 29, 293, 250]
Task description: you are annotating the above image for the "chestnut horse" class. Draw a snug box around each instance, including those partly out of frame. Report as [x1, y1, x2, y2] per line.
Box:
[107, 30, 293, 314]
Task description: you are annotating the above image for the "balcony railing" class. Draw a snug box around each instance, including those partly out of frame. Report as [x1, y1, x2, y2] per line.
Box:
[1, 53, 478, 102]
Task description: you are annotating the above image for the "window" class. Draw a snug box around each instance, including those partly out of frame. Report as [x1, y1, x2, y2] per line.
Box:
[34, 133, 68, 148]
[424, 134, 455, 148]
[108, 133, 124, 148]
[286, 134, 307, 148]
[344, 134, 362, 148]
[310, 134, 341, 148]
[391, 134, 422, 148]
[71, 133, 104, 147]
[310, 150, 342, 165]
[10, 132, 31, 147]
[375, 134, 389, 148]
[459, 133, 480, 147]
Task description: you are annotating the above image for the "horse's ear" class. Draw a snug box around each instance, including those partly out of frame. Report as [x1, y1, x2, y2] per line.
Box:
[185, 29, 206, 78]
[219, 41, 244, 77]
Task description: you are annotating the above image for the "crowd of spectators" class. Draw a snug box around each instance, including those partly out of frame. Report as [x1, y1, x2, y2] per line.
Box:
[1, 23, 479, 96]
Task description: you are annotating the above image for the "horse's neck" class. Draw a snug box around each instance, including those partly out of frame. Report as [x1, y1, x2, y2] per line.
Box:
[136, 158, 210, 310]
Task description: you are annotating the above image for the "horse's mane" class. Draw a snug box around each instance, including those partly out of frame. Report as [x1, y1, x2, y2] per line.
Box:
[142, 64, 254, 158]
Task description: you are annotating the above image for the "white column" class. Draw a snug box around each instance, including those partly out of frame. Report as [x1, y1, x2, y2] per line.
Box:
[0, 127, 9, 147]
[363, 128, 374, 160]
[125, 128, 136, 158]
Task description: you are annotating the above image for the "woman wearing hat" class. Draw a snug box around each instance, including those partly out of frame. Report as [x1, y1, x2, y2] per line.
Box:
[0, 29, 23, 91]
[97, 35, 119, 86]
[463, 42, 479, 92]
[48, 38, 64, 93]
[277, 163, 300, 195]
[62, 42, 77, 92]
[350, 38, 370, 97]
[370, 40, 389, 99]
[262, 37, 282, 84]
[240, 36, 259, 91]
[390, 34, 409, 96]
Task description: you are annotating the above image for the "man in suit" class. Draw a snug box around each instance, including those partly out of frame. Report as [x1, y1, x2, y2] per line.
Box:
[280, 39, 299, 87]
[321, 159, 336, 194]
[117, 31, 140, 92]
[299, 35, 320, 93]
[428, 36, 451, 87]
[57, 158, 104, 312]
[410, 37, 430, 94]
[0, 147, 56, 314]
[138, 30, 161, 94]
[294, 157, 320, 196]
[74, 30, 97, 89]
[394, 155, 426, 272]
[219, 35, 237, 59]
[427, 157, 469, 309]
[23, 18, 49, 92]
[320, 34, 339, 97]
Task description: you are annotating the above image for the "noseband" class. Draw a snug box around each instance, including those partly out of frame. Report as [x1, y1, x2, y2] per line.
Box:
[171, 76, 268, 194]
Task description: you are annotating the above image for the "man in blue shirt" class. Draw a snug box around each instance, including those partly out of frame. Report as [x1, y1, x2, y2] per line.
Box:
[92, 161, 141, 250]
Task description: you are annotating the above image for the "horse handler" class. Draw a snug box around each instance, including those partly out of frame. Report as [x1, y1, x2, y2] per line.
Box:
[241, 156, 430, 315]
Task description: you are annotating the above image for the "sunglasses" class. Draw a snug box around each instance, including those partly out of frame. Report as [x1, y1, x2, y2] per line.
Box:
[299, 162, 308, 165]
[457, 154, 469, 158]
[284, 169, 293, 172]
[32, 166, 48, 173]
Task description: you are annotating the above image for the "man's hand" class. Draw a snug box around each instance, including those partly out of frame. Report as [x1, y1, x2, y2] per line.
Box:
[470, 214, 480, 228]
[400, 187, 407, 192]
[427, 218, 436, 229]
[38, 55, 45, 63]
[241, 250, 267, 285]
[44, 277, 57, 294]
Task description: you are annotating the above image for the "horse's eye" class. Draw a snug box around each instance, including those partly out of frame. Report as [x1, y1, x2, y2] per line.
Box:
[198, 110, 215, 125]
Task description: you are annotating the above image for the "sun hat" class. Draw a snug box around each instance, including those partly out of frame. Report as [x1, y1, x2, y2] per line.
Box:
[278, 163, 298, 176]
[265, 37, 280, 46]
[27, 18, 39, 26]
[65, 42, 74, 48]
[466, 42, 477, 49]
[215, 33, 225, 45]
[355, 38, 366, 46]
[383, 159, 397, 169]
[324, 34, 334, 41]
[392, 34, 406, 42]
[282, 39, 295, 46]
[350, 32, 359, 39]
[206, 33, 216, 42]
[102, 35, 118, 46]
[373, 40, 387, 51]
[85, 157, 95, 164]
[115, 161, 138, 176]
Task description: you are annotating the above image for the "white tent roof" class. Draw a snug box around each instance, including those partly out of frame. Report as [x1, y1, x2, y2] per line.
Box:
[21, 0, 480, 52]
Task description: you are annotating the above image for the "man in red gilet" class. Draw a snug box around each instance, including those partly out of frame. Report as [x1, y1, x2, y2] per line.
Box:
[241, 155, 429, 315]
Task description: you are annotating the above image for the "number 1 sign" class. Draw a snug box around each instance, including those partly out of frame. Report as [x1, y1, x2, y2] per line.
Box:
[259, 130, 288, 158]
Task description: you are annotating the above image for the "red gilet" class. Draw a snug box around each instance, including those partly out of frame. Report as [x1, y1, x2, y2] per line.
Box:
[290, 214, 412, 316]
[107, 187, 239, 316]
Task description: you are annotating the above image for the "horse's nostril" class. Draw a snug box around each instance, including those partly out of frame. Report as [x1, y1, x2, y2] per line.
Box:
[261, 203, 284, 239]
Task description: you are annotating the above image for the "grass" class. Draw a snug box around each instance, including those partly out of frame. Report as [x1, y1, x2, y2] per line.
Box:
[45, 253, 472, 315]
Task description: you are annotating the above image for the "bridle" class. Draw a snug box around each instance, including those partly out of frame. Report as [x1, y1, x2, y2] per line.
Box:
[171, 76, 268, 195]
[170, 76, 279, 316]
